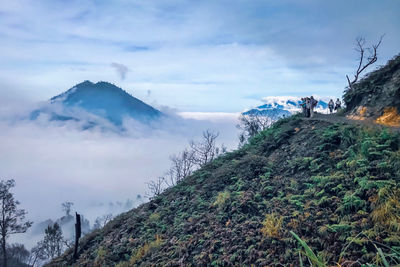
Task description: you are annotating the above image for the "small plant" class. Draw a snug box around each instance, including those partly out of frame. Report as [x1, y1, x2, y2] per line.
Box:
[129, 235, 163, 265]
[115, 262, 130, 267]
[340, 193, 365, 214]
[94, 246, 107, 266]
[149, 212, 161, 223]
[261, 213, 284, 238]
[212, 190, 230, 209]
[290, 231, 328, 267]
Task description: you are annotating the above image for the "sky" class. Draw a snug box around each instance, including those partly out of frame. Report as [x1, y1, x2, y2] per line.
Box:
[0, 0, 399, 112]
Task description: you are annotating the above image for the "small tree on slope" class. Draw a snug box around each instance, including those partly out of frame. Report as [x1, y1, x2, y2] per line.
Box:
[0, 179, 32, 267]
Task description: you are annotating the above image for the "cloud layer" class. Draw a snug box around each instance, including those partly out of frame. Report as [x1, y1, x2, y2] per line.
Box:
[0, 102, 239, 247]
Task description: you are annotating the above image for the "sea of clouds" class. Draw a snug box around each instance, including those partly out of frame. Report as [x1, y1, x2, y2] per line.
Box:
[0, 99, 240, 248]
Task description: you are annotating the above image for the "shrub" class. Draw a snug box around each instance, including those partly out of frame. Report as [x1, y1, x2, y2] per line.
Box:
[149, 212, 160, 223]
[260, 213, 284, 238]
[94, 246, 107, 266]
[340, 194, 365, 214]
[212, 191, 231, 209]
[129, 235, 164, 265]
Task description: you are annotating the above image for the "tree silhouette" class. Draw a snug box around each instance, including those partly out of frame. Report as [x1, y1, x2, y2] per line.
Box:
[346, 35, 384, 90]
[61, 202, 74, 217]
[42, 223, 64, 259]
[0, 179, 32, 267]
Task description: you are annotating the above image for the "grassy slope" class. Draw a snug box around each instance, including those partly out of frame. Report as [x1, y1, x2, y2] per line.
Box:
[50, 115, 400, 266]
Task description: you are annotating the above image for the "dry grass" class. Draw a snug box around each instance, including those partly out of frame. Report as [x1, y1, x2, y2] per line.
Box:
[261, 213, 284, 238]
[371, 188, 400, 232]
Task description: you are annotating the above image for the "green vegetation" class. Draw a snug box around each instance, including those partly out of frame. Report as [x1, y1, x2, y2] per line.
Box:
[50, 113, 400, 266]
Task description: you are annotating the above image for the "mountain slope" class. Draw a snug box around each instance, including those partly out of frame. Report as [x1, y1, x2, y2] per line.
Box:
[49, 115, 400, 266]
[31, 81, 162, 127]
[344, 54, 400, 126]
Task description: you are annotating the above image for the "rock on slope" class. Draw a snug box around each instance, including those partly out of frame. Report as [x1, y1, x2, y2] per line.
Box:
[48, 114, 400, 266]
[344, 54, 400, 126]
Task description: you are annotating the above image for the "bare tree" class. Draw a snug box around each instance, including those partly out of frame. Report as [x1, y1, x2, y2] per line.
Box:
[61, 202, 73, 217]
[93, 213, 114, 230]
[146, 177, 165, 198]
[189, 130, 220, 167]
[346, 35, 384, 90]
[0, 179, 32, 267]
[165, 149, 196, 187]
[237, 114, 272, 145]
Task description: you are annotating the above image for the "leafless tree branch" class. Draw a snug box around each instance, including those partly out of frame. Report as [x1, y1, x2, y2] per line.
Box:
[145, 177, 165, 198]
[237, 114, 272, 145]
[346, 35, 384, 90]
[189, 130, 220, 167]
[165, 149, 196, 187]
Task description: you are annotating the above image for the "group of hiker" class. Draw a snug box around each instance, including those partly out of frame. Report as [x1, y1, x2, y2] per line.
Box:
[300, 97, 342, 118]
[328, 98, 342, 114]
[300, 96, 318, 118]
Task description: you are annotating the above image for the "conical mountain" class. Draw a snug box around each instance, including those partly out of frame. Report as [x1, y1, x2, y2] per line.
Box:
[32, 81, 161, 127]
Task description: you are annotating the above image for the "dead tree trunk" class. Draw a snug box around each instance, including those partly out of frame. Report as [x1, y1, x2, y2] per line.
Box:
[73, 212, 81, 260]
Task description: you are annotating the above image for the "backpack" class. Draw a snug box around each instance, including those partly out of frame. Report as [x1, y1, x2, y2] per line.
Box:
[312, 99, 318, 108]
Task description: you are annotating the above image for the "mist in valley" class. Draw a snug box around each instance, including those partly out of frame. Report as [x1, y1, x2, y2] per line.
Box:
[0, 99, 240, 250]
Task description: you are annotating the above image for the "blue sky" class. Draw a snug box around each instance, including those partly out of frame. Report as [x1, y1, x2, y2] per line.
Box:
[0, 0, 399, 112]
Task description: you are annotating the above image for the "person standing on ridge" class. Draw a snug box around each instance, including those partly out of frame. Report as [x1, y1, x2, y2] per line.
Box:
[300, 98, 306, 117]
[305, 97, 311, 117]
[328, 99, 334, 114]
[310, 96, 318, 118]
[335, 98, 342, 111]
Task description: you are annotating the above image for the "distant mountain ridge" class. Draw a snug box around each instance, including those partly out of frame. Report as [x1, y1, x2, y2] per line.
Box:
[31, 81, 162, 129]
[243, 96, 330, 120]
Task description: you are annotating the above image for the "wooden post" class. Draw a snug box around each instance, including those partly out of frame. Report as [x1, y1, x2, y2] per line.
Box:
[73, 212, 81, 260]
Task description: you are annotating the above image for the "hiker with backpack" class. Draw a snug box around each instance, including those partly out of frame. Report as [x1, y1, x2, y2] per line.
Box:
[328, 99, 334, 114]
[310, 96, 318, 118]
[335, 98, 342, 111]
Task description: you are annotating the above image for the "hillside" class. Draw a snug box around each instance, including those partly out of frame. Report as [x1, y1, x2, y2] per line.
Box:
[344, 54, 400, 127]
[31, 81, 162, 127]
[48, 114, 400, 266]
